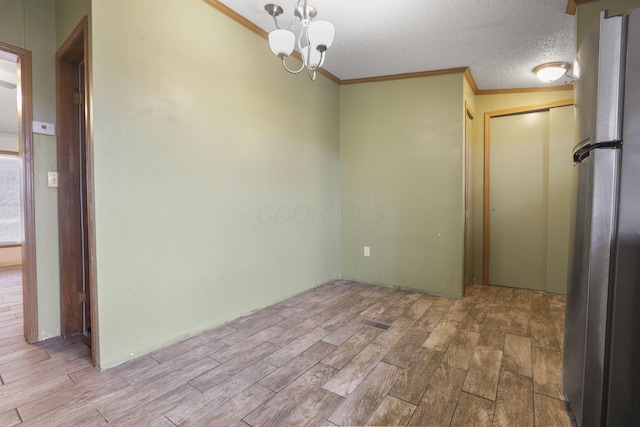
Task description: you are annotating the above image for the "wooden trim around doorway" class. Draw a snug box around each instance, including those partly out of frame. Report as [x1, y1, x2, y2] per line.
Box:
[482, 99, 574, 285]
[56, 16, 98, 365]
[0, 41, 38, 343]
[566, 0, 600, 15]
[464, 102, 476, 288]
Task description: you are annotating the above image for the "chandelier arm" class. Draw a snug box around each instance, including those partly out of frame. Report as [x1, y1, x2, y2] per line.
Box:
[297, 27, 307, 63]
[307, 50, 325, 72]
[307, 68, 317, 80]
[285, 17, 297, 31]
[281, 57, 305, 74]
[271, 14, 280, 30]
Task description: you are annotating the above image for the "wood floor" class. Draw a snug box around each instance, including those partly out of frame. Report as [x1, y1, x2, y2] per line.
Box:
[0, 265, 575, 426]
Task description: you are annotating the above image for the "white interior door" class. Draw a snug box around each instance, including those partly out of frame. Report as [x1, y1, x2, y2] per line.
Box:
[489, 111, 549, 290]
[489, 106, 575, 292]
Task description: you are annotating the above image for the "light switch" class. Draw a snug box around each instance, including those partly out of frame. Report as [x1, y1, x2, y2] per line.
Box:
[47, 172, 58, 187]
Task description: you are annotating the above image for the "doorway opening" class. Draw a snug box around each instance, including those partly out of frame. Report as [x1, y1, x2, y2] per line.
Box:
[56, 16, 96, 363]
[0, 41, 38, 343]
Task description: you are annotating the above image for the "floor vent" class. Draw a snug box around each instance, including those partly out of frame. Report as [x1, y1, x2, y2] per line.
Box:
[361, 319, 391, 330]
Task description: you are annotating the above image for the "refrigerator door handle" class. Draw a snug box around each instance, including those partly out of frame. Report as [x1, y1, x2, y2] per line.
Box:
[573, 138, 622, 162]
[574, 138, 592, 162]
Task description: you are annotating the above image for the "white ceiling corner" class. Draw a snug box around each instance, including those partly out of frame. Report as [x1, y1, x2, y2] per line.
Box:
[218, 0, 575, 89]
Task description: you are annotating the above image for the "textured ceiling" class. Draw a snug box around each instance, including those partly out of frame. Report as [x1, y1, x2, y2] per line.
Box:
[0, 59, 18, 136]
[218, 0, 575, 89]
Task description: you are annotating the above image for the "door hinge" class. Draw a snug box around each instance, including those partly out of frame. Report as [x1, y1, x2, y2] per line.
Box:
[73, 91, 83, 105]
[78, 291, 86, 304]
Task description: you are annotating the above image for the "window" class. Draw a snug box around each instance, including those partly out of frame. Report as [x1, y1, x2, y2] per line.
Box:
[0, 154, 22, 245]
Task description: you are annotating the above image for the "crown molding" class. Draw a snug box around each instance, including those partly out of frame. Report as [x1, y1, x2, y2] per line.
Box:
[203, 0, 576, 91]
[340, 67, 470, 85]
[566, 0, 601, 15]
[477, 84, 574, 95]
[464, 68, 479, 94]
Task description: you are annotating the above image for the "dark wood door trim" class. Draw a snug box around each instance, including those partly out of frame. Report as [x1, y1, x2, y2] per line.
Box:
[56, 16, 97, 364]
[0, 41, 38, 343]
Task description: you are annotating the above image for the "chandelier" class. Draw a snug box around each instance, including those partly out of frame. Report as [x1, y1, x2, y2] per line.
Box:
[264, 0, 335, 80]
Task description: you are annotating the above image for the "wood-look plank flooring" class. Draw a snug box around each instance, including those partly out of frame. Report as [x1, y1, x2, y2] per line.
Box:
[0, 265, 575, 426]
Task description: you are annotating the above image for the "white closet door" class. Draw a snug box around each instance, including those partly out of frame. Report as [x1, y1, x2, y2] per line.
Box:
[489, 111, 549, 290]
[489, 105, 575, 292]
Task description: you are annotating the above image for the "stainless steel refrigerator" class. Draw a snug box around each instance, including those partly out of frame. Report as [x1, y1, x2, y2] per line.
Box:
[564, 8, 640, 427]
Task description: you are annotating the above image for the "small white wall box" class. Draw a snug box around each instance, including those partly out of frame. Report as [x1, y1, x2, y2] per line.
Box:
[47, 172, 58, 187]
[33, 121, 55, 136]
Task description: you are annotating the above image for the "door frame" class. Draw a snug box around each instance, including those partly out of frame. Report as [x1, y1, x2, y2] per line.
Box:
[482, 99, 574, 285]
[464, 102, 476, 287]
[0, 41, 38, 343]
[56, 16, 97, 364]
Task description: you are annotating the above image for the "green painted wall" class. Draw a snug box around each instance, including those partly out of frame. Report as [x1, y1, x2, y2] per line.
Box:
[90, 0, 340, 368]
[55, 0, 91, 50]
[26, 0, 59, 340]
[0, 0, 61, 339]
[463, 76, 477, 285]
[0, 0, 24, 47]
[576, 0, 640, 47]
[340, 74, 465, 299]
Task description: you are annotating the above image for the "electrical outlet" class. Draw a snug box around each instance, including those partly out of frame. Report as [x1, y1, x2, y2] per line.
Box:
[364, 246, 370, 257]
[47, 172, 58, 187]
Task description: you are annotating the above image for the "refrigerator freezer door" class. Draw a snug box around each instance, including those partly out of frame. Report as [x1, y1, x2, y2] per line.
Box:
[574, 11, 625, 150]
[595, 12, 625, 143]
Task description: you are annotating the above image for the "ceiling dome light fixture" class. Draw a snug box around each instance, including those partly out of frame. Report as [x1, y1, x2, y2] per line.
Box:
[265, 0, 335, 80]
[532, 62, 572, 83]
